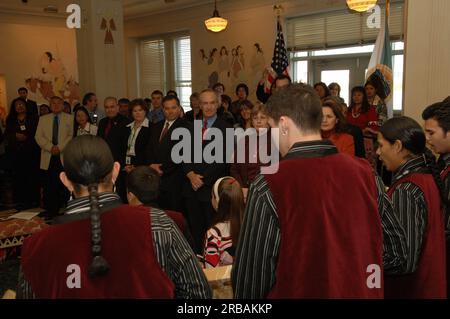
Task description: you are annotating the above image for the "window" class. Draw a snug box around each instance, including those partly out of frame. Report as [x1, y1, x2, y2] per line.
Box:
[173, 36, 192, 111]
[140, 39, 166, 97]
[140, 34, 192, 110]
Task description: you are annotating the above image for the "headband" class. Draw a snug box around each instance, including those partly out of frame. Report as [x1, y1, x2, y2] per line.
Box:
[213, 176, 236, 205]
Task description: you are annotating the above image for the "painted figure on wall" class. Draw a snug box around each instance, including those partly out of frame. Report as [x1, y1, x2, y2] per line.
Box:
[250, 43, 266, 90]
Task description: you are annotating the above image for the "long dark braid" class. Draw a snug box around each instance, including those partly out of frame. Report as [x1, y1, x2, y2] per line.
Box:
[88, 183, 110, 278]
[63, 135, 115, 279]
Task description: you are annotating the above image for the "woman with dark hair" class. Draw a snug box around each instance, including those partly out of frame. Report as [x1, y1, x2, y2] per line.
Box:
[347, 86, 379, 167]
[18, 135, 211, 298]
[377, 117, 447, 299]
[314, 82, 331, 103]
[63, 101, 72, 115]
[73, 106, 97, 137]
[365, 81, 388, 126]
[5, 98, 40, 209]
[321, 101, 354, 156]
[230, 83, 249, 119]
[218, 94, 235, 126]
[203, 176, 245, 268]
[185, 92, 202, 122]
[235, 100, 254, 130]
[120, 99, 151, 174]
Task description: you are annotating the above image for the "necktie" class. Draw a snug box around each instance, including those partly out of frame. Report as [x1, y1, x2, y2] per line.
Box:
[104, 118, 113, 138]
[159, 121, 170, 142]
[202, 119, 208, 143]
[52, 115, 59, 145]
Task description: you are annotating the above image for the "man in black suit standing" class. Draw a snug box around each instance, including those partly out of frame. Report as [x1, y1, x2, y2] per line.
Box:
[147, 95, 187, 213]
[182, 89, 232, 254]
[18, 87, 38, 118]
[97, 97, 131, 201]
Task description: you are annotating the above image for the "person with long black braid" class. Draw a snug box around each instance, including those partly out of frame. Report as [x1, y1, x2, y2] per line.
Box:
[376, 117, 447, 299]
[17, 135, 211, 299]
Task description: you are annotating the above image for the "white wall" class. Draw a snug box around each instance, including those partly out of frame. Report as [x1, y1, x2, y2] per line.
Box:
[403, 0, 450, 122]
[0, 22, 78, 108]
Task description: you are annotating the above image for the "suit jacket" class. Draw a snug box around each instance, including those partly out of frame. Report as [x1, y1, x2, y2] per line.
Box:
[118, 123, 152, 167]
[146, 118, 188, 192]
[97, 114, 131, 162]
[182, 116, 232, 201]
[26, 99, 38, 118]
[35, 112, 74, 170]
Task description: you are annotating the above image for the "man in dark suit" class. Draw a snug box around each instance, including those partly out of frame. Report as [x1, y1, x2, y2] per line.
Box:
[97, 97, 131, 201]
[18, 87, 38, 118]
[147, 95, 188, 213]
[182, 89, 232, 254]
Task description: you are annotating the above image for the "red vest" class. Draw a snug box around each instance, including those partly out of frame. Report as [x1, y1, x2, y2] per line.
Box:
[386, 173, 446, 299]
[21, 205, 175, 298]
[265, 154, 384, 298]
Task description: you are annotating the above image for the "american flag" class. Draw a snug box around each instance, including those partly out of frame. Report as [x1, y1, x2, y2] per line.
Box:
[265, 20, 290, 93]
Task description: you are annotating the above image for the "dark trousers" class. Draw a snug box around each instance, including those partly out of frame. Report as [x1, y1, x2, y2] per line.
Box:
[12, 151, 40, 208]
[42, 156, 69, 217]
[184, 196, 213, 255]
[159, 189, 184, 213]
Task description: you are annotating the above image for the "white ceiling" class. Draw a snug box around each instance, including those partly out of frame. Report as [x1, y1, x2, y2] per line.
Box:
[0, 0, 226, 19]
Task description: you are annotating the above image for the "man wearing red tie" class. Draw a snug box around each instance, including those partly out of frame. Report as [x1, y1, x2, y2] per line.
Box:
[146, 95, 188, 212]
[182, 89, 232, 254]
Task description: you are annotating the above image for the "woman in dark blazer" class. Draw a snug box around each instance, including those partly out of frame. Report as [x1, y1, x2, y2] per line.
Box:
[119, 99, 152, 174]
[5, 98, 40, 208]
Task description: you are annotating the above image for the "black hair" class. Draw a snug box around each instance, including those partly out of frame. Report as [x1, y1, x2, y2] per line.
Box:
[18, 87, 28, 93]
[63, 135, 114, 278]
[166, 90, 178, 97]
[380, 116, 448, 207]
[235, 83, 249, 97]
[7, 98, 28, 124]
[73, 106, 93, 137]
[118, 98, 130, 105]
[39, 104, 51, 115]
[162, 95, 180, 106]
[63, 101, 71, 114]
[422, 99, 450, 133]
[221, 94, 232, 107]
[151, 90, 164, 97]
[314, 82, 331, 99]
[126, 166, 160, 205]
[213, 83, 225, 92]
[82, 93, 96, 106]
[349, 86, 371, 114]
[129, 99, 149, 115]
[266, 83, 323, 133]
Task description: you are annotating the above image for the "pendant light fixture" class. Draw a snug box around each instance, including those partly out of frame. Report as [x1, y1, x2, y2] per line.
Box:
[204, 0, 228, 33]
[346, 0, 378, 12]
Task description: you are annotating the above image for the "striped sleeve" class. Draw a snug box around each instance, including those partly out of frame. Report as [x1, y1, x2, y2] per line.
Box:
[374, 176, 407, 274]
[391, 183, 428, 274]
[231, 175, 280, 299]
[151, 210, 212, 299]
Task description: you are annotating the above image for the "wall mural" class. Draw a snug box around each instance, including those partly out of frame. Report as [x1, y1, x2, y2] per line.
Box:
[198, 43, 267, 99]
[24, 51, 80, 107]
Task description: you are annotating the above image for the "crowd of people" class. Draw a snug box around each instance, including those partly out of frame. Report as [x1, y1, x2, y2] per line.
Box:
[0, 78, 449, 299]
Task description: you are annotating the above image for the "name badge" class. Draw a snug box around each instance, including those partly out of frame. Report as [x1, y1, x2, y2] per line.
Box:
[126, 156, 132, 165]
[20, 125, 26, 131]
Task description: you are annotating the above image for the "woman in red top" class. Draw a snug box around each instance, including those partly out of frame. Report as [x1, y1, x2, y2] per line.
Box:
[347, 86, 379, 167]
[321, 101, 355, 156]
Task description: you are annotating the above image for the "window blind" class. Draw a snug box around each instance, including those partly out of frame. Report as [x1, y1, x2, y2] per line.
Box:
[173, 36, 192, 108]
[286, 2, 404, 51]
[140, 39, 166, 96]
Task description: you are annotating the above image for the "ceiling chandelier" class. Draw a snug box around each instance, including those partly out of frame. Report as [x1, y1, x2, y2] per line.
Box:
[346, 0, 378, 12]
[204, 0, 228, 33]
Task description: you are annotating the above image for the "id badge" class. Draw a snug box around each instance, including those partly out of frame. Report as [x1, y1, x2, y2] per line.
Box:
[126, 156, 131, 165]
[20, 125, 26, 131]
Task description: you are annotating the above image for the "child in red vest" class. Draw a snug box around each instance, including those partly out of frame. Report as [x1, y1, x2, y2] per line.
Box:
[377, 116, 447, 299]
